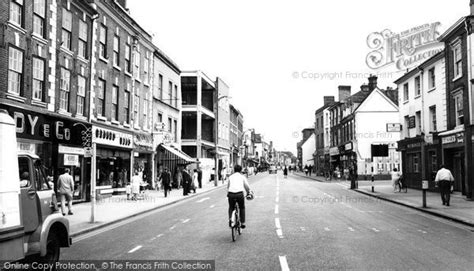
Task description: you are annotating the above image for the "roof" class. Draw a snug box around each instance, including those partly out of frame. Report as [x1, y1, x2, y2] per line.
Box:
[393, 50, 445, 85]
[438, 16, 471, 42]
[315, 102, 336, 115]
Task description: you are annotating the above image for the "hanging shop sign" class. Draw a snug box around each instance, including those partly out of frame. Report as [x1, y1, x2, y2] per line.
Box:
[441, 132, 464, 145]
[386, 123, 402, 132]
[329, 147, 339, 156]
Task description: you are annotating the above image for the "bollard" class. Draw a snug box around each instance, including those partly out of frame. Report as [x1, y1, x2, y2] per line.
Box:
[422, 180, 428, 208]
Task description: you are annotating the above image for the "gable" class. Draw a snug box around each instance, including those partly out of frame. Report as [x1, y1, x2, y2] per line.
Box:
[355, 88, 398, 113]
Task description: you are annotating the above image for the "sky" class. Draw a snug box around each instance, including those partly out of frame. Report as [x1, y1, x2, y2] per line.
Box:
[128, 0, 468, 154]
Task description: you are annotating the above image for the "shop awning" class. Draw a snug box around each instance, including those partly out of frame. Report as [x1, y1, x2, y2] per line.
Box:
[158, 144, 197, 164]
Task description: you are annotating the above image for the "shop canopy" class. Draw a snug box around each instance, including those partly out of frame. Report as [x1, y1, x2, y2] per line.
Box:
[158, 144, 197, 165]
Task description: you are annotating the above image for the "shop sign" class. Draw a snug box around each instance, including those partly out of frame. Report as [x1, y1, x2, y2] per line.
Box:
[2, 106, 90, 146]
[345, 142, 353, 151]
[84, 147, 93, 158]
[93, 126, 133, 149]
[64, 154, 79, 166]
[408, 116, 416, 129]
[386, 123, 401, 132]
[17, 142, 35, 154]
[329, 147, 339, 156]
[407, 142, 421, 149]
[424, 135, 433, 145]
[457, 133, 464, 143]
[58, 145, 85, 155]
[442, 135, 456, 145]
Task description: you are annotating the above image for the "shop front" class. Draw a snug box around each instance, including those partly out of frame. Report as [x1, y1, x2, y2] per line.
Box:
[93, 125, 133, 197]
[439, 130, 465, 194]
[339, 142, 356, 180]
[329, 146, 340, 178]
[156, 144, 196, 188]
[133, 132, 154, 188]
[0, 105, 91, 202]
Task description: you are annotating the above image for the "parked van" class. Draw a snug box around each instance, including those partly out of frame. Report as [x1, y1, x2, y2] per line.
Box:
[0, 109, 71, 264]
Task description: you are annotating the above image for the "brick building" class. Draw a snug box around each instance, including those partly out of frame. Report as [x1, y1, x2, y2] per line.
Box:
[0, 0, 97, 202]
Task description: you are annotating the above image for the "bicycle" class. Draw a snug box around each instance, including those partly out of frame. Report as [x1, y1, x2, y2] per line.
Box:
[230, 202, 242, 242]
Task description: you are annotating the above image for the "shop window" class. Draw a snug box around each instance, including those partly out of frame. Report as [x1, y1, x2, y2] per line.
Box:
[112, 85, 118, 121]
[429, 105, 436, 132]
[414, 76, 421, 96]
[403, 83, 409, 102]
[99, 24, 107, 58]
[77, 76, 86, 115]
[113, 35, 120, 66]
[124, 90, 130, 124]
[452, 42, 462, 79]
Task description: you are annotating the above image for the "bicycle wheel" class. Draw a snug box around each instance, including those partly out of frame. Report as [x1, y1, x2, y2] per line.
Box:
[231, 224, 236, 242]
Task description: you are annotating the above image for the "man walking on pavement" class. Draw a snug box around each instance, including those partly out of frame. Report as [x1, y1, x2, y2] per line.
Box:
[160, 167, 172, 197]
[58, 168, 74, 216]
[182, 166, 192, 196]
[197, 167, 203, 189]
[434, 164, 455, 206]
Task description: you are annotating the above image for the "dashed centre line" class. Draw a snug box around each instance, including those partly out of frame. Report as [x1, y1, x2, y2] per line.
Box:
[275, 218, 281, 229]
[372, 228, 380, 232]
[275, 205, 279, 214]
[209, 205, 215, 208]
[279, 255, 290, 271]
[196, 197, 210, 203]
[181, 219, 190, 224]
[128, 245, 142, 253]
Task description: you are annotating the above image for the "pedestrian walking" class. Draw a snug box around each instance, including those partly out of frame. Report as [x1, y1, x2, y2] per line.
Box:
[390, 168, 401, 192]
[304, 165, 309, 176]
[58, 168, 74, 216]
[192, 169, 199, 193]
[197, 167, 203, 189]
[182, 167, 192, 196]
[434, 164, 455, 206]
[131, 170, 141, 200]
[283, 166, 288, 179]
[160, 167, 172, 197]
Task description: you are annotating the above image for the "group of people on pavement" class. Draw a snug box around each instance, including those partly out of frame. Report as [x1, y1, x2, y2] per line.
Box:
[303, 164, 314, 176]
[156, 165, 202, 197]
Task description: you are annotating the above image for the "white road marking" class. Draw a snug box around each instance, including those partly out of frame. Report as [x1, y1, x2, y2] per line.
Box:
[276, 229, 284, 238]
[156, 234, 164, 238]
[170, 225, 176, 230]
[324, 227, 330, 231]
[196, 197, 210, 203]
[300, 227, 306, 231]
[371, 228, 380, 232]
[276, 196, 279, 203]
[128, 245, 142, 253]
[348, 227, 355, 232]
[275, 218, 281, 229]
[275, 205, 279, 214]
[279, 255, 290, 271]
[417, 229, 427, 234]
[209, 205, 215, 208]
[182, 219, 190, 224]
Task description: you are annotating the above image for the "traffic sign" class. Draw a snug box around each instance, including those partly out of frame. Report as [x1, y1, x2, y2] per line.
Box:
[84, 147, 93, 158]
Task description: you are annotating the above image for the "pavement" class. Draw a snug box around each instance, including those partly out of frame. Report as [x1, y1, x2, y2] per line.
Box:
[294, 171, 474, 227]
[61, 172, 473, 270]
[66, 179, 230, 237]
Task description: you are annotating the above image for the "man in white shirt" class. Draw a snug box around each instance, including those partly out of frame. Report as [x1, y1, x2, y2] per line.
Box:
[434, 165, 455, 206]
[227, 165, 251, 228]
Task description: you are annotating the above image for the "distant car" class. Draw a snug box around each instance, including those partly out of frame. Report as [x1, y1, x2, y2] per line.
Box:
[269, 165, 277, 174]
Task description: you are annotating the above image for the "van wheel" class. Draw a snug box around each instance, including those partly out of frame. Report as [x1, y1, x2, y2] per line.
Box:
[39, 233, 60, 269]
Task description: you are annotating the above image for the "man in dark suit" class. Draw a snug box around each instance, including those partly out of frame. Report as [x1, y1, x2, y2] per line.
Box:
[197, 167, 203, 189]
[160, 167, 172, 197]
[182, 166, 192, 196]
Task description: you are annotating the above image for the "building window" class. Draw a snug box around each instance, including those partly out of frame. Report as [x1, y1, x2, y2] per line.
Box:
[62, 8, 72, 50]
[110, 85, 118, 121]
[10, 0, 23, 27]
[168, 117, 172, 133]
[157, 112, 162, 123]
[8, 46, 23, 95]
[113, 35, 120, 66]
[168, 81, 172, 104]
[174, 119, 178, 141]
[97, 79, 106, 116]
[453, 43, 462, 78]
[174, 85, 178, 107]
[414, 76, 421, 96]
[77, 76, 86, 115]
[454, 92, 464, 126]
[429, 105, 436, 132]
[403, 83, 409, 102]
[404, 115, 410, 138]
[143, 54, 149, 84]
[158, 74, 163, 99]
[32, 57, 45, 101]
[134, 92, 139, 124]
[78, 21, 88, 59]
[33, 0, 45, 37]
[134, 52, 140, 79]
[124, 90, 130, 124]
[99, 24, 107, 58]
[415, 111, 421, 135]
[59, 68, 70, 111]
[413, 153, 419, 173]
[125, 44, 131, 73]
[428, 67, 435, 89]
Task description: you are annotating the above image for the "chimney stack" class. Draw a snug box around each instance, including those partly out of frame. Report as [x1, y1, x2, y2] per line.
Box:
[360, 84, 370, 92]
[323, 96, 335, 105]
[368, 74, 378, 91]
[338, 86, 351, 102]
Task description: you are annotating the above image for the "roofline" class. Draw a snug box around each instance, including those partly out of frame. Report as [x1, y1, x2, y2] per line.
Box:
[153, 48, 180, 74]
[393, 50, 445, 84]
[315, 102, 336, 114]
[181, 71, 216, 88]
[439, 16, 469, 42]
[354, 87, 399, 114]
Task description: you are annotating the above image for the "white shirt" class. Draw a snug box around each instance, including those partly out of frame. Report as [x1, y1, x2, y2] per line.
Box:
[227, 173, 250, 193]
[434, 168, 454, 182]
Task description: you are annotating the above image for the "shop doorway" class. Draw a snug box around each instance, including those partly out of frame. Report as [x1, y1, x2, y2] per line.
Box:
[453, 153, 465, 194]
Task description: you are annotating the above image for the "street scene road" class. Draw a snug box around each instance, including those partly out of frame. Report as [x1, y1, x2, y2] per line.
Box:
[62, 173, 473, 270]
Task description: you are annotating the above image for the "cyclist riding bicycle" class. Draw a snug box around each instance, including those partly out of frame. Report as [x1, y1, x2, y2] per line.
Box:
[227, 164, 252, 229]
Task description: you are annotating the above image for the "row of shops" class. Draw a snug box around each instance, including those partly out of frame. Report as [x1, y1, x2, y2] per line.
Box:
[2, 104, 194, 202]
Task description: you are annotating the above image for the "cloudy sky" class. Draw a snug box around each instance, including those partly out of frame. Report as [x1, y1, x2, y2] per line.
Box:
[128, 0, 468, 153]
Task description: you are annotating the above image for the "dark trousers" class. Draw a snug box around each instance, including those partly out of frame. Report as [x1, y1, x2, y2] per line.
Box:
[228, 192, 246, 223]
[163, 185, 171, 197]
[439, 180, 452, 205]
